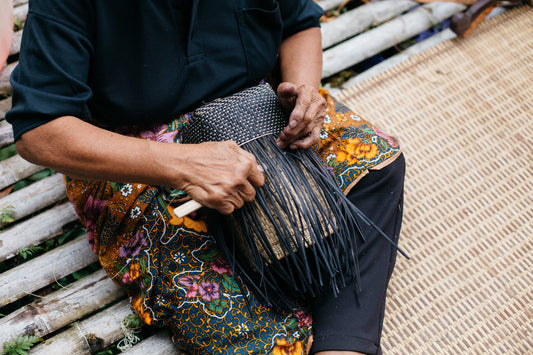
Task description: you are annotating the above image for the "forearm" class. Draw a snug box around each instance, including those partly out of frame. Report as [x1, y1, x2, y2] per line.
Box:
[278, 27, 323, 89]
[16, 116, 183, 187]
[16, 116, 264, 214]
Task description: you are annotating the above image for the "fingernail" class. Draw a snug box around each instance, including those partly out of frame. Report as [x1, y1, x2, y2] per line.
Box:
[257, 165, 264, 173]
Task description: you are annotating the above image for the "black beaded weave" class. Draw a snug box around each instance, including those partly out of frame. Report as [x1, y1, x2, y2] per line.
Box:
[182, 84, 403, 309]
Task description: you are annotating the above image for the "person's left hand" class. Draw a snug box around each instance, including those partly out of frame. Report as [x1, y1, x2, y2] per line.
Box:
[276, 82, 326, 150]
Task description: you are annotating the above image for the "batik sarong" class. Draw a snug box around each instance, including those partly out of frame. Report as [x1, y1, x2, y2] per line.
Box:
[65, 89, 401, 355]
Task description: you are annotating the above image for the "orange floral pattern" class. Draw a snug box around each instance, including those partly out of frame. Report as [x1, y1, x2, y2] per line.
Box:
[272, 338, 304, 355]
[65, 88, 400, 354]
[316, 89, 401, 193]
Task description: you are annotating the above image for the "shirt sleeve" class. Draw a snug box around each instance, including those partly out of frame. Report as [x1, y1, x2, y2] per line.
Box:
[278, 0, 323, 38]
[6, 2, 93, 141]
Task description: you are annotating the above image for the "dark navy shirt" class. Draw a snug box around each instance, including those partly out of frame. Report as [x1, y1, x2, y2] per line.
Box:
[7, 0, 322, 140]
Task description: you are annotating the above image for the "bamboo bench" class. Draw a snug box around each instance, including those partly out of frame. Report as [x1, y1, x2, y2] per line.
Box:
[0, 0, 493, 353]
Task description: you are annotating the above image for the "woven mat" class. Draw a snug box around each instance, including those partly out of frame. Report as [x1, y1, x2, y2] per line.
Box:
[336, 7, 532, 354]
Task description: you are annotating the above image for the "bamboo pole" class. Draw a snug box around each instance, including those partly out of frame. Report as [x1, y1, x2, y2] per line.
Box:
[0, 61, 15, 94]
[0, 236, 98, 306]
[322, 2, 467, 78]
[0, 97, 11, 121]
[0, 153, 43, 190]
[337, 7, 508, 91]
[322, 0, 417, 49]
[122, 331, 182, 355]
[0, 201, 79, 262]
[0, 269, 125, 344]
[0, 123, 13, 147]
[0, 173, 67, 227]
[30, 300, 134, 355]
[13, 0, 28, 7]
[9, 29, 21, 57]
[315, 0, 346, 11]
[12, 2, 27, 23]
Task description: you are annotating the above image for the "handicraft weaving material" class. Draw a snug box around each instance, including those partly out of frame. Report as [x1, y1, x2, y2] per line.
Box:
[181, 84, 402, 307]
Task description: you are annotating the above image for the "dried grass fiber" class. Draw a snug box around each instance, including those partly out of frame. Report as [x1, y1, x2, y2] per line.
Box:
[336, 7, 532, 354]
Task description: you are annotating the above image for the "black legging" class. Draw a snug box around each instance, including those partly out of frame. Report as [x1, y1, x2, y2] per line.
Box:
[310, 154, 406, 355]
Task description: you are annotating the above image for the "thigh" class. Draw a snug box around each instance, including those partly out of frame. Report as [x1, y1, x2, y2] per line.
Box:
[310, 154, 405, 355]
[137, 199, 313, 355]
[66, 176, 313, 355]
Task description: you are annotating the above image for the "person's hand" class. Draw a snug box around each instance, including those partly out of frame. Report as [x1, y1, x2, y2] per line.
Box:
[178, 141, 264, 214]
[276, 82, 326, 150]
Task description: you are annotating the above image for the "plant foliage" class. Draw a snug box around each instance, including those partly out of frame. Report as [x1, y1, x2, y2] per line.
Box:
[0, 205, 15, 224]
[18, 245, 44, 260]
[2, 335, 43, 355]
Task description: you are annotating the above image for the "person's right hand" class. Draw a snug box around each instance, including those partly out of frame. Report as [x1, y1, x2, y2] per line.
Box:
[176, 141, 265, 214]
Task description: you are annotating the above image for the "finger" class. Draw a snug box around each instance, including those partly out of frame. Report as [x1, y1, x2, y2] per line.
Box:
[277, 82, 298, 110]
[277, 82, 298, 99]
[290, 126, 321, 150]
[238, 179, 257, 203]
[248, 162, 265, 188]
[276, 100, 312, 148]
[278, 95, 324, 148]
[236, 148, 264, 188]
[217, 201, 236, 215]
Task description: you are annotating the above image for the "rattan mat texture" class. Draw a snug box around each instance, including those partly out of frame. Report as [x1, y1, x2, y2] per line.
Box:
[336, 7, 532, 354]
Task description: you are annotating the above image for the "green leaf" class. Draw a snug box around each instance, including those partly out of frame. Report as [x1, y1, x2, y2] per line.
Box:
[18, 246, 44, 260]
[72, 270, 91, 280]
[32, 170, 54, 181]
[0, 205, 15, 224]
[122, 314, 142, 329]
[360, 127, 375, 135]
[2, 335, 42, 355]
[285, 319, 298, 330]
[197, 248, 219, 262]
[139, 257, 146, 273]
[221, 274, 240, 292]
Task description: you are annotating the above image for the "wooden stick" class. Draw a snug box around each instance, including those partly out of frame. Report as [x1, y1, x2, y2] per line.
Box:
[173, 199, 202, 218]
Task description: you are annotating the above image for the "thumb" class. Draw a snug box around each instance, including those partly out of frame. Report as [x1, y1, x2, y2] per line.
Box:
[277, 82, 298, 99]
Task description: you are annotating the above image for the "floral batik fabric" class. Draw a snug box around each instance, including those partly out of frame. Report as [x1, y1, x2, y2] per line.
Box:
[316, 89, 402, 194]
[65, 89, 400, 355]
